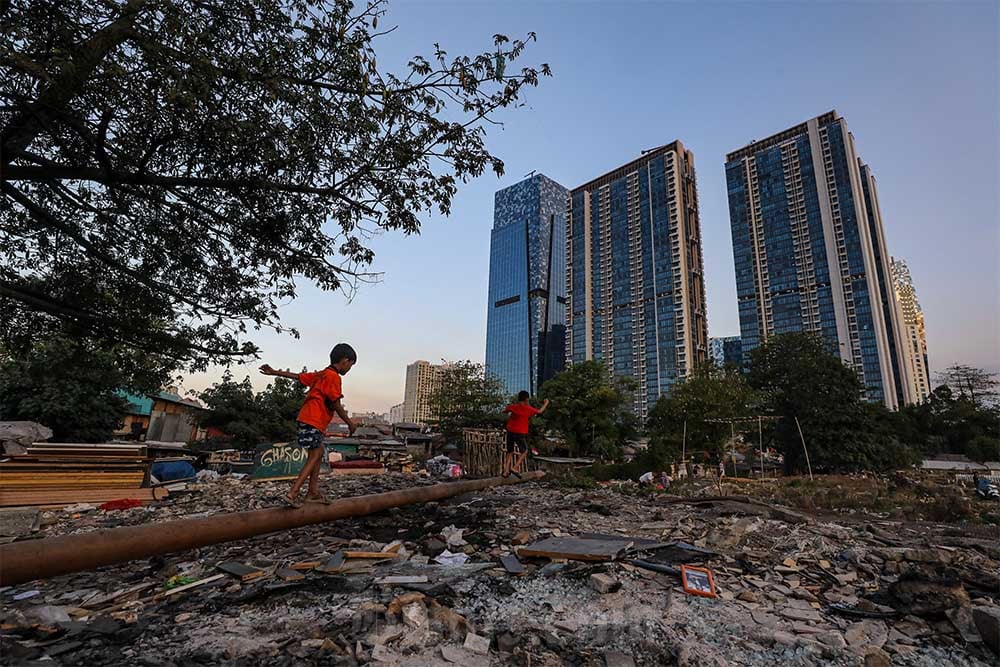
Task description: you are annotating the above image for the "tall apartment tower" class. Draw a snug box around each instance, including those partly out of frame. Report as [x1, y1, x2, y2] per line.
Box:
[725, 110, 914, 408]
[567, 142, 709, 419]
[891, 258, 931, 402]
[485, 173, 570, 397]
[402, 360, 444, 424]
[709, 336, 743, 368]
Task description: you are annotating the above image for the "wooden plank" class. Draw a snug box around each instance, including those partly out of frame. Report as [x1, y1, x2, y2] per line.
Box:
[576, 532, 667, 550]
[289, 560, 322, 570]
[156, 574, 226, 599]
[216, 561, 267, 582]
[516, 537, 632, 562]
[376, 575, 429, 585]
[343, 551, 396, 560]
[0, 487, 165, 508]
[330, 467, 386, 476]
[276, 568, 305, 582]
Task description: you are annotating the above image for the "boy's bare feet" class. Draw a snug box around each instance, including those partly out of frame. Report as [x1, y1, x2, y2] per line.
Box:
[305, 494, 332, 505]
[284, 494, 303, 508]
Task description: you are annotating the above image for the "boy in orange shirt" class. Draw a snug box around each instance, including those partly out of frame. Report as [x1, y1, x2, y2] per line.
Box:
[503, 391, 549, 477]
[259, 343, 357, 507]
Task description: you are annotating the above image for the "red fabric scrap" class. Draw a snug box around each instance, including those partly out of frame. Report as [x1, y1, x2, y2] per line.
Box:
[99, 498, 144, 511]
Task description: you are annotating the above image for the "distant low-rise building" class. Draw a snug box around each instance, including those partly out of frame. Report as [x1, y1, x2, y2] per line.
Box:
[351, 411, 387, 425]
[117, 389, 207, 443]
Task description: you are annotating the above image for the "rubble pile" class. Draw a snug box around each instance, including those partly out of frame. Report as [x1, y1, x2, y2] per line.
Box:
[1, 474, 998, 666]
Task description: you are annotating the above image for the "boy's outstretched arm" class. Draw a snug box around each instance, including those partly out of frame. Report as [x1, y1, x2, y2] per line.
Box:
[537, 398, 550, 414]
[259, 364, 299, 380]
[332, 399, 356, 435]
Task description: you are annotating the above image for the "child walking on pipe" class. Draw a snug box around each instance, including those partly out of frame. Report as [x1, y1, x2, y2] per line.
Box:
[503, 391, 549, 477]
[260, 343, 358, 507]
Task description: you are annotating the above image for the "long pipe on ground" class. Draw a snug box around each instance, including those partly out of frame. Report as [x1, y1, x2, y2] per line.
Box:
[0, 472, 545, 586]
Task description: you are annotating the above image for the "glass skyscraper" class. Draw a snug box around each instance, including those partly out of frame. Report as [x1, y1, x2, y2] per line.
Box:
[725, 111, 914, 408]
[567, 142, 709, 419]
[485, 174, 570, 397]
[709, 336, 743, 368]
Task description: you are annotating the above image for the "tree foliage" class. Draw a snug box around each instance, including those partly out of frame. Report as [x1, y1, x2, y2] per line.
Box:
[0, 333, 172, 442]
[1, 0, 550, 368]
[935, 364, 999, 408]
[197, 372, 307, 450]
[896, 384, 999, 463]
[646, 365, 760, 461]
[538, 361, 636, 459]
[427, 361, 507, 443]
[745, 332, 911, 473]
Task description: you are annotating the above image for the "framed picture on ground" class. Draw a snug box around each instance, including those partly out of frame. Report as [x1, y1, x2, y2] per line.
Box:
[680, 564, 717, 598]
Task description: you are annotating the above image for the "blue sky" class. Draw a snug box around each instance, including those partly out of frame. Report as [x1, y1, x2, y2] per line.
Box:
[187, 0, 999, 414]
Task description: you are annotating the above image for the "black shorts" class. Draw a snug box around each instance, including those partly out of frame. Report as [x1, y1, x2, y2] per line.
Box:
[506, 432, 528, 454]
[297, 422, 325, 450]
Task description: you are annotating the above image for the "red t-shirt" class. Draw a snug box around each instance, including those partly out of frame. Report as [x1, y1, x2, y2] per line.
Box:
[505, 403, 540, 435]
[296, 368, 344, 432]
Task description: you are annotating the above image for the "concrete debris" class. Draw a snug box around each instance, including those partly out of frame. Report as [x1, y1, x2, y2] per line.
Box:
[972, 605, 1000, 655]
[589, 572, 622, 594]
[862, 646, 892, 667]
[0, 421, 52, 455]
[0, 472, 996, 666]
[462, 632, 490, 655]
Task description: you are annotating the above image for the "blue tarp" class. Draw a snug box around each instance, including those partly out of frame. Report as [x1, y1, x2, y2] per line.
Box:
[152, 460, 196, 482]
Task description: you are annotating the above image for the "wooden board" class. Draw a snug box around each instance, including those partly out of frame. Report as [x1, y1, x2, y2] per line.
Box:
[156, 574, 226, 599]
[516, 536, 632, 562]
[343, 551, 396, 560]
[216, 561, 266, 582]
[289, 560, 322, 570]
[276, 568, 305, 582]
[331, 467, 385, 476]
[0, 487, 166, 508]
[251, 442, 309, 480]
[576, 532, 667, 550]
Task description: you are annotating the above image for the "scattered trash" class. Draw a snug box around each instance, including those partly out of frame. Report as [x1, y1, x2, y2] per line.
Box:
[1, 471, 995, 666]
[195, 469, 221, 482]
[12, 590, 40, 600]
[98, 498, 144, 511]
[434, 549, 470, 566]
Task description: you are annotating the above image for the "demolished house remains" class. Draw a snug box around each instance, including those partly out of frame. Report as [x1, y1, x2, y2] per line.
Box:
[1, 465, 998, 666]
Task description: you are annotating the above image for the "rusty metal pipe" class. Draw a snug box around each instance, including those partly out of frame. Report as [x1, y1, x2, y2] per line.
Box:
[0, 472, 545, 586]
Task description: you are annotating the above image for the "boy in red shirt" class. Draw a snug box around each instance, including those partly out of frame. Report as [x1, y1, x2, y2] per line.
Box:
[503, 391, 549, 477]
[259, 343, 357, 507]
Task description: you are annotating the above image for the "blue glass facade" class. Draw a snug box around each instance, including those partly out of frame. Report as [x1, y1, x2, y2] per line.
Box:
[485, 174, 569, 397]
[725, 111, 909, 408]
[709, 336, 743, 368]
[567, 143, 708, 419]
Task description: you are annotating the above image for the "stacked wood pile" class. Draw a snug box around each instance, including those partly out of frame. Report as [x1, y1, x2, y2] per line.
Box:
[0, 443, 153, 507]
[462, 429, 537, 477]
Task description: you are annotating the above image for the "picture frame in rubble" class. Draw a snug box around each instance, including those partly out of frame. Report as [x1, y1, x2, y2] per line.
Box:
[680, 564, 717, 599]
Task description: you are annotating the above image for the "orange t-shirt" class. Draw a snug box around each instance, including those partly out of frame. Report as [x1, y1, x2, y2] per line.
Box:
[296, 368, 344, 432]
[505, 403, 540, 435]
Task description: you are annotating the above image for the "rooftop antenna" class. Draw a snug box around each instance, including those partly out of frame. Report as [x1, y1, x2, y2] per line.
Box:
[524, 170, 537, 178]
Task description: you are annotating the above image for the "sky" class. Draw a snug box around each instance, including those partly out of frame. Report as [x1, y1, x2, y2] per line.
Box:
[185, 0, 999, 414]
